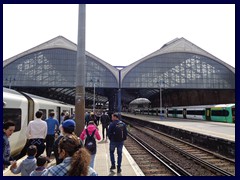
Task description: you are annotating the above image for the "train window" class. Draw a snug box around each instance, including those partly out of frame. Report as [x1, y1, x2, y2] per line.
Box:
[211, 110, 229, 117]
[187, 110, 205, 115]
[39, 109, 47, 120]
[48, 109, 54, 117]
[176, 110, 182, 114]
[3, 108, 21, 132]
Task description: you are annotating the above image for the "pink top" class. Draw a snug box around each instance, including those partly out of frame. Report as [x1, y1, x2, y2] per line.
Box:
[80, 124, 101, 141]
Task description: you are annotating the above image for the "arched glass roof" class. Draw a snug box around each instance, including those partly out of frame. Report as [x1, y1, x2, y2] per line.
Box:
[3, 36, 118, 89]
[122, 52, 235, 89]
[3, 36, 235, 106]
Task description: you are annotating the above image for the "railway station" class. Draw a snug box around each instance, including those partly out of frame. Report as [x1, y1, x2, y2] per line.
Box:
[3, 4, 236, 176]
[3, 36, 236, 176]
[3, 36, 235, 112]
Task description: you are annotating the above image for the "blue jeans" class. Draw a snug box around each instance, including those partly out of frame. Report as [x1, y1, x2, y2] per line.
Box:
[109, 141, 124, 168]
[90, 154, 96, 168]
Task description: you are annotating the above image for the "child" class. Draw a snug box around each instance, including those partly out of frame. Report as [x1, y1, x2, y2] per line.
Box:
[10, 145, 37, 176]
[30, 155, 48, 176]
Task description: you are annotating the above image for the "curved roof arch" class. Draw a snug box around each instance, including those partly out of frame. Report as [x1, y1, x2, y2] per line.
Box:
[129, 98, 151, 105]
[121, 38, 235, 89]
[3, 36, 119, 88]
[121, 37, 235, 81]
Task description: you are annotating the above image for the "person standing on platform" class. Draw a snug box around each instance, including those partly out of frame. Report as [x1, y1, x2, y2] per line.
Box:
[45, 111, 59, 160]
[80, 121, 101, 168]
[10, 145, 37, 176]
[95, 111, 101, 126]
[64, 112, 70, 121]
[30, 155, 49, 176]
[26, 111, 47, 158]
[100, 111, 110, 141]
[3, 120, 16, 170]
[90, 112, 98, 126]
[42, 135, 98, 176]
[85, 112, 90, 126]
[108, 113, 128, 173]
[53, 119, 79, 165]
[60, 112, 65, 124]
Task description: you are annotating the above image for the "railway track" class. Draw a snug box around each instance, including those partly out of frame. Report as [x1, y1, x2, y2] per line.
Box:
[124, 120, 235, 176]
[125, 134, 189, 176]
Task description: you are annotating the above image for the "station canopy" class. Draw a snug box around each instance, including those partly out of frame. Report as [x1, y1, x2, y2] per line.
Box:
[3, 36, 235, 107]
[129, 98, 151, 105]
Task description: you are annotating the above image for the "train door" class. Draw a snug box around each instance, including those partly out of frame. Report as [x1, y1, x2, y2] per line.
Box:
[173, 109, 177, 118]
[205, 108, 211, 121]
[183, 108, 187, 119]
[56, 107, 61, 123]
[232, 107, 235, 123]
[20, 92, 34, 123]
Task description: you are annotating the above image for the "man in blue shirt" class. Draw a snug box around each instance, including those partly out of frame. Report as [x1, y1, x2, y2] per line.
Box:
[45, 111, 59, 159]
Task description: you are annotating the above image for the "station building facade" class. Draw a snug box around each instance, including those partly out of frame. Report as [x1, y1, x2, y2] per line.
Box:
[3, 36, 235, 111]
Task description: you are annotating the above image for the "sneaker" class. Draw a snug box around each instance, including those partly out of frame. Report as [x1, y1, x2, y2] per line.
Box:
[110, 165, 116, 171]
[117, 168, 122, 173]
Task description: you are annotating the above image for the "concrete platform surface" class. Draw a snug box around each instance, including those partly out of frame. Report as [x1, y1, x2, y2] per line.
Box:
[122, 113, 235, 142]
[3, 124, 144, 176]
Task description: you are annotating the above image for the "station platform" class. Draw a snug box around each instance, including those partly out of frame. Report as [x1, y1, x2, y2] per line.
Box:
[94, 136, 144, 176]
[3, 125, 144, 176]
[121, 112, 235, 159]
[121, 112, 235, 142]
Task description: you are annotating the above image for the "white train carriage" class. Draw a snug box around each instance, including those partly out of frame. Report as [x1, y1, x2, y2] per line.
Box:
[3, 88, 29, 155]
[185, 106, 206, 120]
[3, 87, 75, 157]
[167, 104, 227, 120]
[21, 92, 75, 121]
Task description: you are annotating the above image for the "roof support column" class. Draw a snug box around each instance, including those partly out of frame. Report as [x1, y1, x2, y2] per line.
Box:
[75, 4, 86, 135]
[117, 69, 122, 119]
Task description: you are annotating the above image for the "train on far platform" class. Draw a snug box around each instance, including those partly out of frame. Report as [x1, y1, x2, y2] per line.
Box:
[134, 104, 235, 123]
[3, 87, 75, 157]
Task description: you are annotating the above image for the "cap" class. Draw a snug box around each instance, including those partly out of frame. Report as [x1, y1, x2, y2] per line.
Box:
[112, 113, 119, 118]
[62, 119, 76, 129]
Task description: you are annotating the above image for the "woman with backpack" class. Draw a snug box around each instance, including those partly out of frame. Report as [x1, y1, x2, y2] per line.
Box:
[79, 121, 101, 168]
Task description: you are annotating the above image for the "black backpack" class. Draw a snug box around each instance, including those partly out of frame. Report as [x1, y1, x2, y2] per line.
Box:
[113, 121, 127, 142]
[84, 129, 96, 154]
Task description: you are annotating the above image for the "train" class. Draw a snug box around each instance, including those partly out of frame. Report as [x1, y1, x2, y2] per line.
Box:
[3, 87, 75, 157]
[134, 104, 235, 123]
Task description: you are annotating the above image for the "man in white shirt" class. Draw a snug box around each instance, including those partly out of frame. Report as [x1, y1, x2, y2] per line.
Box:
[26, 111, 47, 158]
